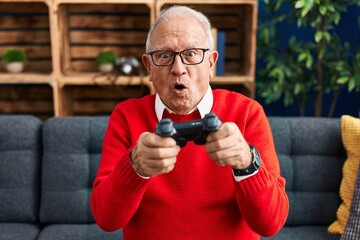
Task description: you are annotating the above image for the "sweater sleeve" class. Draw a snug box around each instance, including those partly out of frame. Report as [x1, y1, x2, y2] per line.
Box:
[90, 106, 151, 232]
[234, 101, 289, 237]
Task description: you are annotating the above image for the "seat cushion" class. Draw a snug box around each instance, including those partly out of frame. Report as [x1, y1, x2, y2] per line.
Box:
[261, 226, 340, 240]
[38, 224, 122, 240]
[0, 223, 40, 240]
[0, 115, 41, 222]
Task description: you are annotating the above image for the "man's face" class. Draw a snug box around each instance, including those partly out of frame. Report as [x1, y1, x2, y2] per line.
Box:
[142, 17, 218, 115]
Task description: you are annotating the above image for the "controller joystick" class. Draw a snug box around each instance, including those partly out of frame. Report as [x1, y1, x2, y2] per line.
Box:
[155, 112, 222, 147]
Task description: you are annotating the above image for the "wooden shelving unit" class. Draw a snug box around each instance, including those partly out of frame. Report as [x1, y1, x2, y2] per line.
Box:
[51, 0, 155, 116]
[0, 0, 257, 119]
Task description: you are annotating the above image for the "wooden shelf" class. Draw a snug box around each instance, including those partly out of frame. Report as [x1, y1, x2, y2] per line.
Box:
[0, 0, 257, 118]
[0, 73, 55, 84]
[57, 73, 154, 94]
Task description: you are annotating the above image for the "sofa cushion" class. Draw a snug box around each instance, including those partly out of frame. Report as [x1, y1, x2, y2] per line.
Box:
[38, 223, 122, 240]
[329, 115, 360, 235]
[0, 223, 40, 240]
[261, 226, 340, 240]
[268, 117, 345, 226]
[0, 115, 42, 222]
[40, 117, 109, 223]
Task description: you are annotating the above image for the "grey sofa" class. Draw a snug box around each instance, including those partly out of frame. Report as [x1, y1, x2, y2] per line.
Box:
[0, 115, 121, 240]
[0, 115, 345, 240]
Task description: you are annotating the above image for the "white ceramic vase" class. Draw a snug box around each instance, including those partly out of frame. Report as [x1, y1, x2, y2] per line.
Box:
[6, 62, 24, 73]
[98, 63, 113, 73]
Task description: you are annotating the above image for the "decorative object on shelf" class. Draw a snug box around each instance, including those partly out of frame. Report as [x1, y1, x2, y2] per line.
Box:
[95, 50, 116, 73]
[116, 57, 140, 76]
[1, 48, 27, 73]
[92, 55, 146, 98]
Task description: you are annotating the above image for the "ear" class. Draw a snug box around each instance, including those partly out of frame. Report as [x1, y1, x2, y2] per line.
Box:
[142, 54, 152, 78]
[209, 50, 219, 78]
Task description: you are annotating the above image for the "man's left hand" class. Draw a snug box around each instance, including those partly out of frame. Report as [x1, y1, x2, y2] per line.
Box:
[205, 122, 252, 170]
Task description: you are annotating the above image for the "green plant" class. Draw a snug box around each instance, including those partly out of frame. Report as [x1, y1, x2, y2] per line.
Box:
[95, 51, 116, 65]
[257, 0, 360, 117]
[2, 48, 27, 63]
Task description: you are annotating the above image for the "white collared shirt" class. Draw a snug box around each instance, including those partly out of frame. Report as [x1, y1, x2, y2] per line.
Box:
[155, 85, 213, 122]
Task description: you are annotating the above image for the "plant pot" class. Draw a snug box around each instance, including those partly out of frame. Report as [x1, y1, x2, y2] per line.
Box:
[6, 62, 24, 73]
[98, 63, 114, 73]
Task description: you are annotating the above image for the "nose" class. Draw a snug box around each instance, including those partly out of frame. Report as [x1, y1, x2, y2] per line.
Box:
[170, 54, 187, 76]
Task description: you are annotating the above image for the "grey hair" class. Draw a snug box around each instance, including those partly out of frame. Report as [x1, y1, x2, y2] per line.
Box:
[145, 5, 214, 52]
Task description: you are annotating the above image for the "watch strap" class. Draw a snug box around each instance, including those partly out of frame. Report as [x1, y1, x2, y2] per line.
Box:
[233, 145, 261, 177]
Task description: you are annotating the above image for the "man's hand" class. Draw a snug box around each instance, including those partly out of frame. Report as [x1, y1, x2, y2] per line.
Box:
[130, 132, 181, 178]
[205, 122, 252, 170]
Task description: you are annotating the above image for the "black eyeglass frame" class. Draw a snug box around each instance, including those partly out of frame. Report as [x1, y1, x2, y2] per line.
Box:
[148, 48, 210, 67]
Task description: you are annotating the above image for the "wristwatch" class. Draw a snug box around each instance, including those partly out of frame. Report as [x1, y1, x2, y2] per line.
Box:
[233, 145, 261, 176]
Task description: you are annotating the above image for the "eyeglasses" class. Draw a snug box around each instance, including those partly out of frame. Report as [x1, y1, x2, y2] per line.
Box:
[148, 48, 210, 67]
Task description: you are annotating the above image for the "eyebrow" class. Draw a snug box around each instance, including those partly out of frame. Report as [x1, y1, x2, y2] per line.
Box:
[151, 45, 202, 52]
[151, 41, 201, 52]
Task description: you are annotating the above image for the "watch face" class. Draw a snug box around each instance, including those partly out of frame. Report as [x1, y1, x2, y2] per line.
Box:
[251, 146, 261, 166]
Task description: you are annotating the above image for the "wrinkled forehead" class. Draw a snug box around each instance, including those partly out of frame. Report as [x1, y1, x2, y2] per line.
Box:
[150, 17, 207, 50]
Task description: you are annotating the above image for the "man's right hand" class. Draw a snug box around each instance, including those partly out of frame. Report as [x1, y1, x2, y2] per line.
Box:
[130, 132, 181, 178]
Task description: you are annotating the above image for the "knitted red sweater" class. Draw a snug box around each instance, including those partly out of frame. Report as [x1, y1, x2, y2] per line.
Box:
[91, 89, 289, 240]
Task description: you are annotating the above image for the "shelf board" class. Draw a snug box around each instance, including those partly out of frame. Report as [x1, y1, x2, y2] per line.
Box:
[58, 73, 252, 84]
[0, 73, 55, 84]
[211, 75, 254, 84]
[54, 0, 154, 4]
[0, 0, 51, 3]
[157, 0, 257, 5]
[57, 73, 155, 93]
[58, 73, 148, 84]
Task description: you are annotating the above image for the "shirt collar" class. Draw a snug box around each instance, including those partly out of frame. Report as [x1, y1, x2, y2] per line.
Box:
[155, 85, 213, 121]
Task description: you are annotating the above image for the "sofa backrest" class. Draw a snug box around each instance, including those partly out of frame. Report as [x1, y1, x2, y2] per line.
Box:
[268, 117, 345, 226]
[40, 117, 109, 224]
[37, 116, 345, 228]
[0, 115, 42, 223]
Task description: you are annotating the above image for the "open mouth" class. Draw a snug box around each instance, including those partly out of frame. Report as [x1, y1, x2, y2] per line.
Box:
[174, 84, 186, 90]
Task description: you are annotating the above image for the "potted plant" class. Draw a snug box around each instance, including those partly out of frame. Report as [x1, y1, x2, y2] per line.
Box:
[257, 0, 360, 117]
[1, 48, 27, 73]
[95, 50, 116, 73]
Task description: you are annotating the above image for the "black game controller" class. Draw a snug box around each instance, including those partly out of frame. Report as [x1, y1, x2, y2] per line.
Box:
[155, 112, 222, 147]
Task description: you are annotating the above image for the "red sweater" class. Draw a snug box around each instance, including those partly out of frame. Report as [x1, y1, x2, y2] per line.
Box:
[91, 89, 289, 240]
